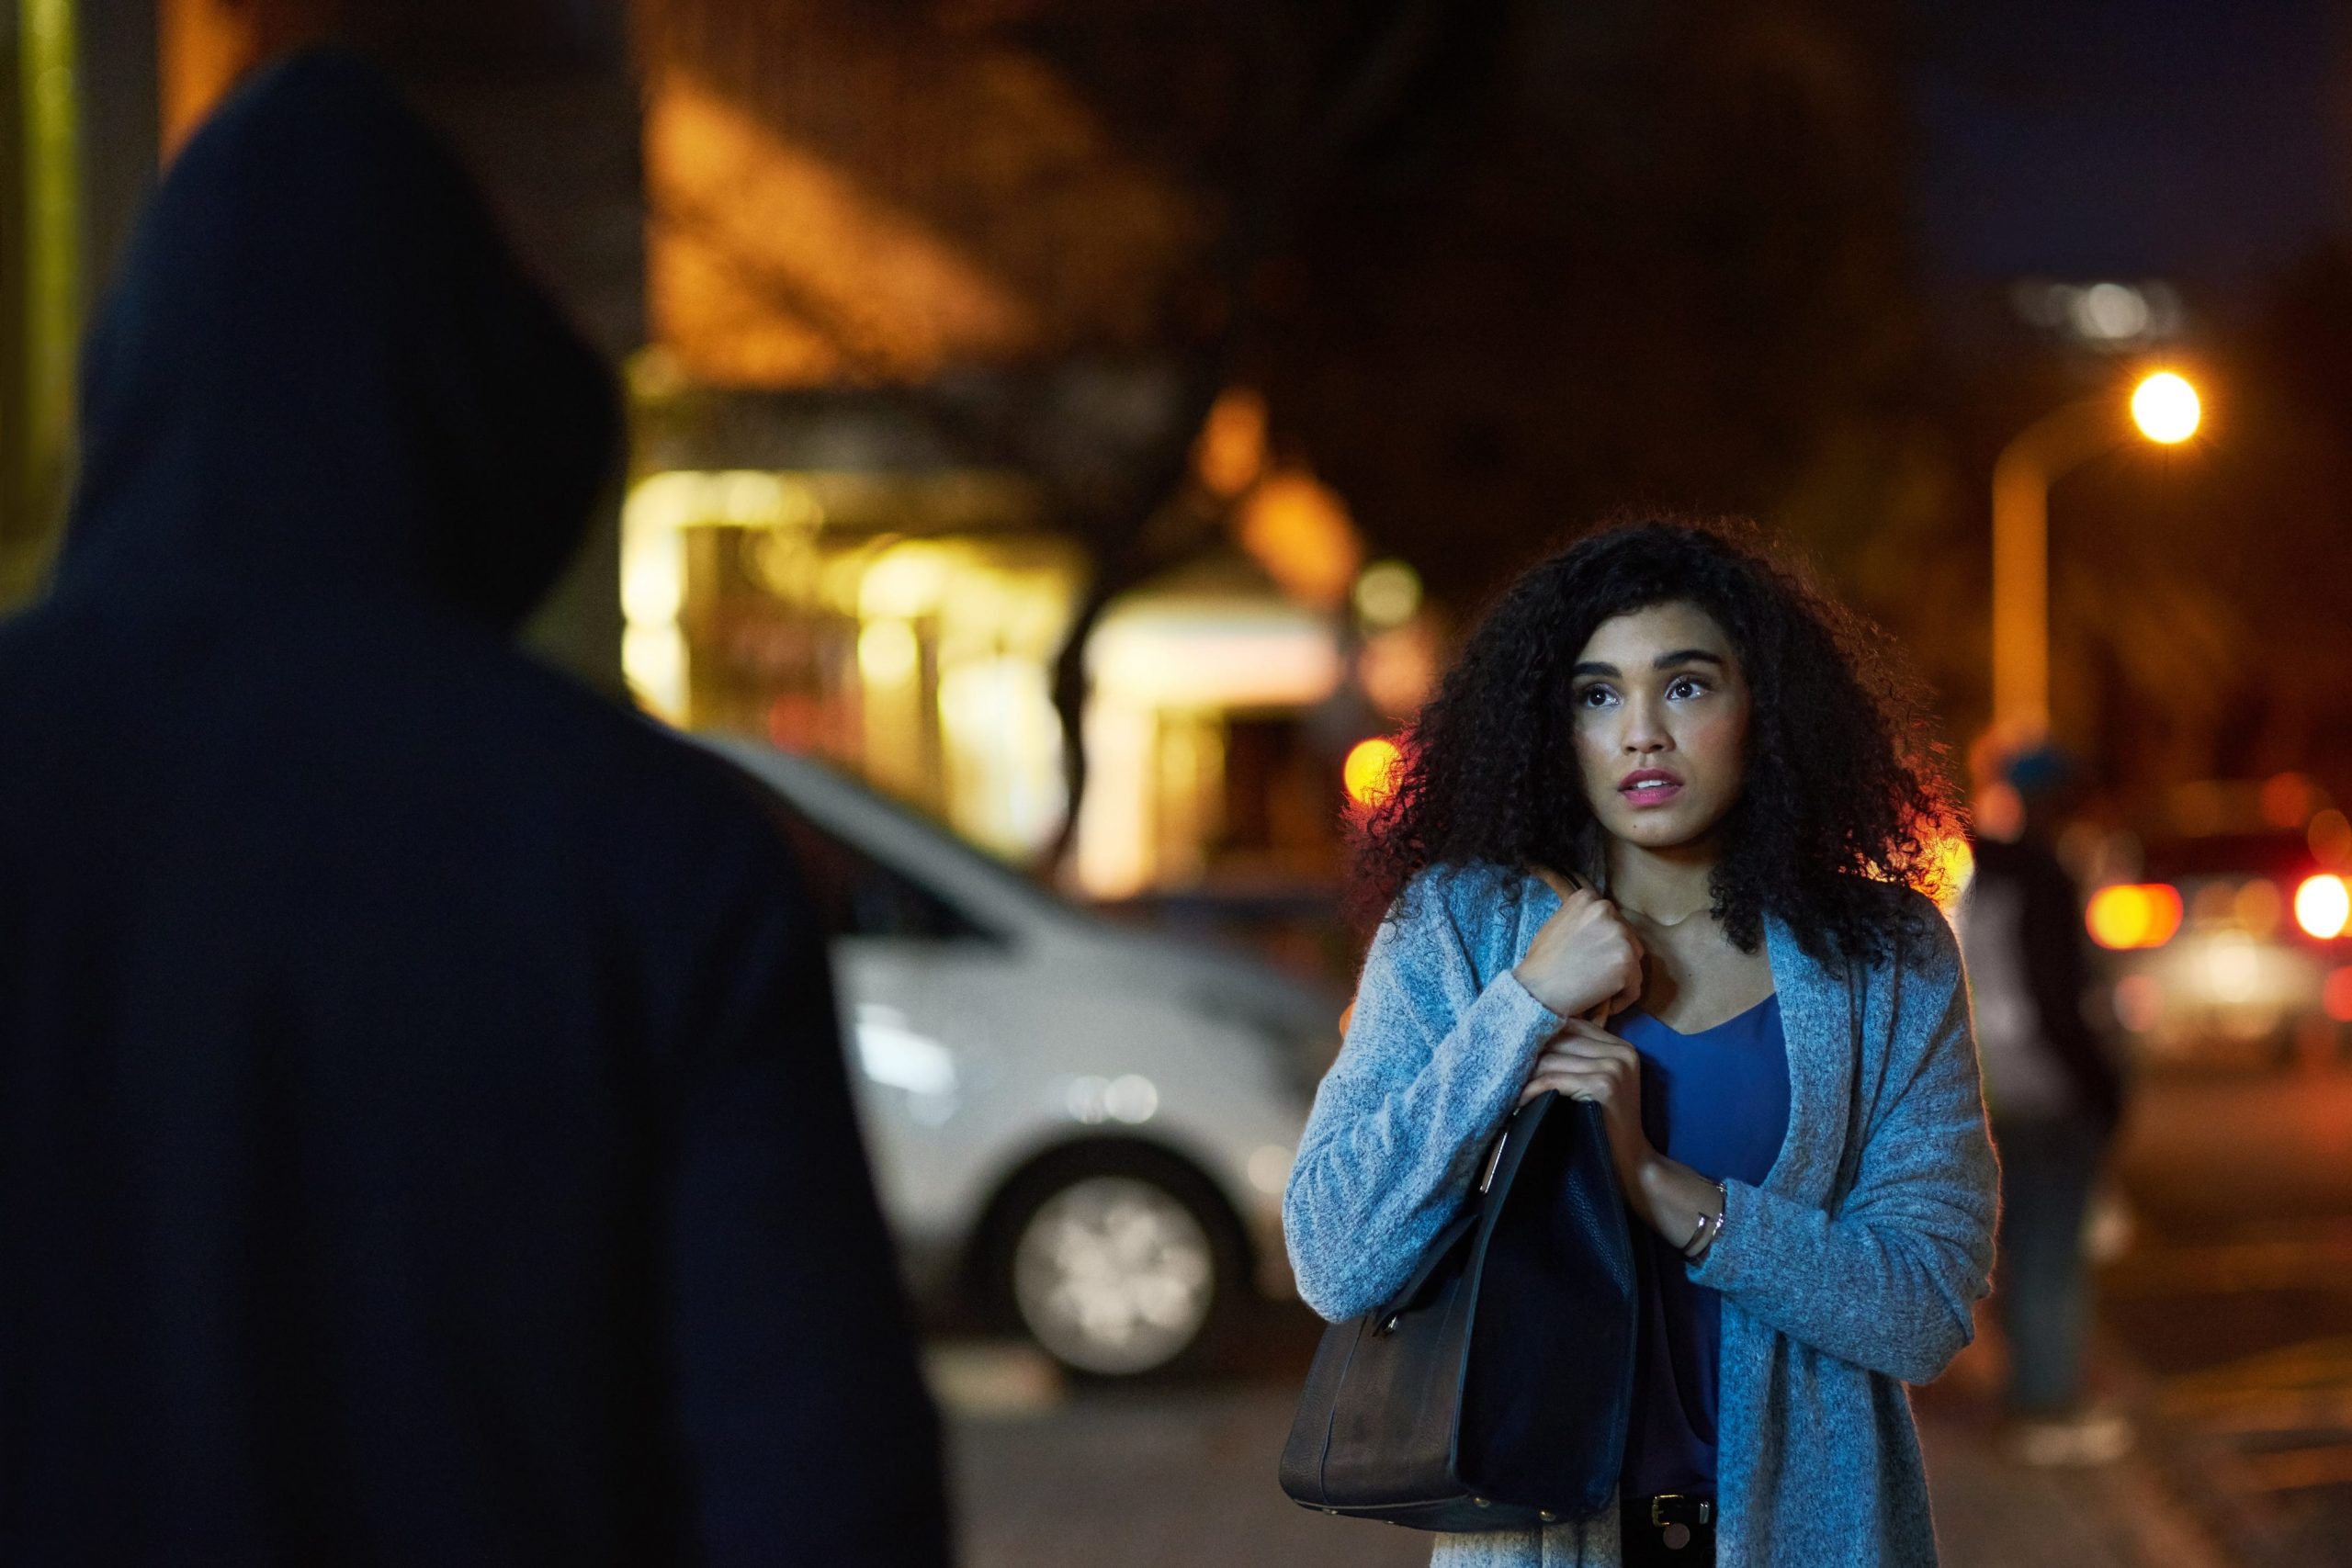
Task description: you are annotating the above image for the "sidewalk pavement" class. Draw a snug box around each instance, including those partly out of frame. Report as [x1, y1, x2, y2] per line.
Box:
[933, 1330, 2241, 1568]
[1917, 1396, 2234, 1568]
[1913, 1332, 2239, 1568]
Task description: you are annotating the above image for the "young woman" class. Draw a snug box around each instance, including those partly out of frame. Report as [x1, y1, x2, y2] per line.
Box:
[1284, 517, 1996, 1568]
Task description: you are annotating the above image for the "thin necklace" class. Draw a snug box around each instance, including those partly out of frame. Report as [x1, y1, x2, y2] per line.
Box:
[1595, 844, 1712, 928]
[1620, 899, 1711, 929]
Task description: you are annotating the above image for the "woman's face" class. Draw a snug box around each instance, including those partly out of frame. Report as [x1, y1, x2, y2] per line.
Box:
[1566, 600, 1752, 851]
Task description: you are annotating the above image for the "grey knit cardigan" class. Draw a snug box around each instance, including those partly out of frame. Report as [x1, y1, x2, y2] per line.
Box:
[1283, 863, 1998, 1568]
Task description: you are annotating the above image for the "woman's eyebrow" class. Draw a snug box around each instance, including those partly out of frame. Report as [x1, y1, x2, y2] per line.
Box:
[1570, 649, 1725, 678]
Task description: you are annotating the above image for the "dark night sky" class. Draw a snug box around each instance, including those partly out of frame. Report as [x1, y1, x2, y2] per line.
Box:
[1915, 0, 2345, 288]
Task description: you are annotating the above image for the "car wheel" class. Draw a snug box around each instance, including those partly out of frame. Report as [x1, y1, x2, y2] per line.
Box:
[989, 1151, 1244, 1378]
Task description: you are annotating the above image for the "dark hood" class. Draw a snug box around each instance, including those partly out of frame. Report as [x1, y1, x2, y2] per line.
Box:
[56, 51, 619, 626]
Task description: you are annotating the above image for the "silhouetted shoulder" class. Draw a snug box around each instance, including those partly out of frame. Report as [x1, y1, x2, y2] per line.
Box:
[447, 623, 792, 864]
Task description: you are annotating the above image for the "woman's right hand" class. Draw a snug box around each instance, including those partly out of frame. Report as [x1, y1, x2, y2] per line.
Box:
[1512, 866, 1644, 1021]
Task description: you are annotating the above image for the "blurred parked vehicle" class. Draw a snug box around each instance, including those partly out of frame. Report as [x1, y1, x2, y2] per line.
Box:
[1094, 881, 1359, 1025]
[695, 736, 1331, 1377]
[2083, 778, 2352, 1069]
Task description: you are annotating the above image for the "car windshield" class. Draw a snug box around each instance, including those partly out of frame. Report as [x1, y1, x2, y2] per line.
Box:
[738, 744, 1082, 926]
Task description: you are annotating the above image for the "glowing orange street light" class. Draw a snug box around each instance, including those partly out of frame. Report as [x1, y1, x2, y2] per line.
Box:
[2130, 371, 2200, 443]
[1992, 369, 2203, 744]
[1344, 737, 1403, 807]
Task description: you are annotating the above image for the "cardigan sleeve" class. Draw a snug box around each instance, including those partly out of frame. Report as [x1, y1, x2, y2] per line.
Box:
[1283, 870, 1566, 1323]
[1688, 905, 1998, 1384]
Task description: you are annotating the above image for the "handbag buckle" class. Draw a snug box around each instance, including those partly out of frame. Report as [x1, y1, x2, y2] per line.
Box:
[1477, 1125, 1512, 1193]
[1647, 1494, 1713, 1528]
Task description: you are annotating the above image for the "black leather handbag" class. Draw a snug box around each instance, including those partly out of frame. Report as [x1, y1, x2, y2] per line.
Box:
[1277, 1091, 1639, 1532]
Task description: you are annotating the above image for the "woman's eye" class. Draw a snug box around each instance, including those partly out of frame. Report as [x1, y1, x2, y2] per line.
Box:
[1576, 686, 1615, 707]
[1668, 676, 1709, 700]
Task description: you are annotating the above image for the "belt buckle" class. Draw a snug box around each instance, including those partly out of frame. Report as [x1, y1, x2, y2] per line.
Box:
[1647, 1494, 1714, 1529]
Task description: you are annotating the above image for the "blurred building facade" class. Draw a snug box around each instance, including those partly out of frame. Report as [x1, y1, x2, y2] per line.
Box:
[622, 0, 1437, 895]
[3, 0, 1429, 899]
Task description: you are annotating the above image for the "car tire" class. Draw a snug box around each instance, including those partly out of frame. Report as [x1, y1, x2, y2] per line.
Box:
[981, 1145, 1247, 1380]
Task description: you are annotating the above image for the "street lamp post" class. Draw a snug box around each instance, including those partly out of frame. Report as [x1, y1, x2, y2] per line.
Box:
[1990, 370, 2200, 745]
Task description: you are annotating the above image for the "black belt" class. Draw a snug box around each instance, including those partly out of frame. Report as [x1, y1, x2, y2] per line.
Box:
[1621, 1492, 1714, 1556]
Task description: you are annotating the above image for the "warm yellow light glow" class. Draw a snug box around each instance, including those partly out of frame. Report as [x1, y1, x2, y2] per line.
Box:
[1237, 468, 1363, 610]
[644, 74, 1040, 385]
[624, 471, 704, 538]
[1924, 833, 1975, 908]
[1195, 387, 1269, 499]
[1352, 559, 1423, 629]
[1074, 700, 1155, 898]
[936, 655, 1067, 858]
[621, 625, 687, 720]
[1343, 737, 1403, 807]
[2086, 883, 2185, 950]
[619, 530, 685, 626]
[858, 620, 920, 685]
[2130, 371, 2200, 444]
[1359, 622, 1439, 717]
[2295, 874, 2350, 941]
[860, 545, 954, 619]
[714, 468, 787, 525]
[1088, 601, 1342, 708]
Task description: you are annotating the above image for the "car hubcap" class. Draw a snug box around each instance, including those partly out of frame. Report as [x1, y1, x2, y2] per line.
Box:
[1012, 1175, 1216, 1375]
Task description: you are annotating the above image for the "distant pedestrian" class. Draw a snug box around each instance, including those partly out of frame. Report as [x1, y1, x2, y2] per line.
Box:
[1287, 518, 1997, 1567]
[1959, 743, 2133, 1466]
[0, 52, 950, 1565]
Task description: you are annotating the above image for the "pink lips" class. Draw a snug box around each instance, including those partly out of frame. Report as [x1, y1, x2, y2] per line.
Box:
[1618, 768, 1683, 807]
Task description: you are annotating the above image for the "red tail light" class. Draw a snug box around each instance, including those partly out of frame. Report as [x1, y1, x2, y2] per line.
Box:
[2296, 874, 2350, 941]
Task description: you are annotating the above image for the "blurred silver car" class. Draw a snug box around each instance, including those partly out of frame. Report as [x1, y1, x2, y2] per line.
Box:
[695, 736, 1330, 1377]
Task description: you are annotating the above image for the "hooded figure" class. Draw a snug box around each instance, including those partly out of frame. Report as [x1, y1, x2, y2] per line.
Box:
[0, 52, 949, 1565]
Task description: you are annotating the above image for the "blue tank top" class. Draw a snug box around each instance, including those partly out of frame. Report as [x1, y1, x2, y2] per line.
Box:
[1611, 992, 1791, 1498]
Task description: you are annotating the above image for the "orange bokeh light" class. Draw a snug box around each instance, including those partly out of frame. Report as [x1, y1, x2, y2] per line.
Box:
[1194, 387, 1269, 499]
[2295, 874, 2350, 941]
[2086, 883, 2185, 951]
[1238, 468, 1363, 611]
[1923, 833, 1975, 908]
[1343, 737, 1404, 807]
[2262, 771, 2319, 829]
[2324, 968, 2352, 1024]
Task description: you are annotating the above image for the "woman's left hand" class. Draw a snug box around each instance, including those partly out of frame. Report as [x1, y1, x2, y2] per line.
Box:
[1519, 1017, 1653, 1192]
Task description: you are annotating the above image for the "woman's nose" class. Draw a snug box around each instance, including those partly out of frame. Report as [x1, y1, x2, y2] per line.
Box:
[1622, 698, 1671, 750]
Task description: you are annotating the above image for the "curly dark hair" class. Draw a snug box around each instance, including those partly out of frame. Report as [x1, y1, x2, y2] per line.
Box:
[1354, 515, 1962, 971]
